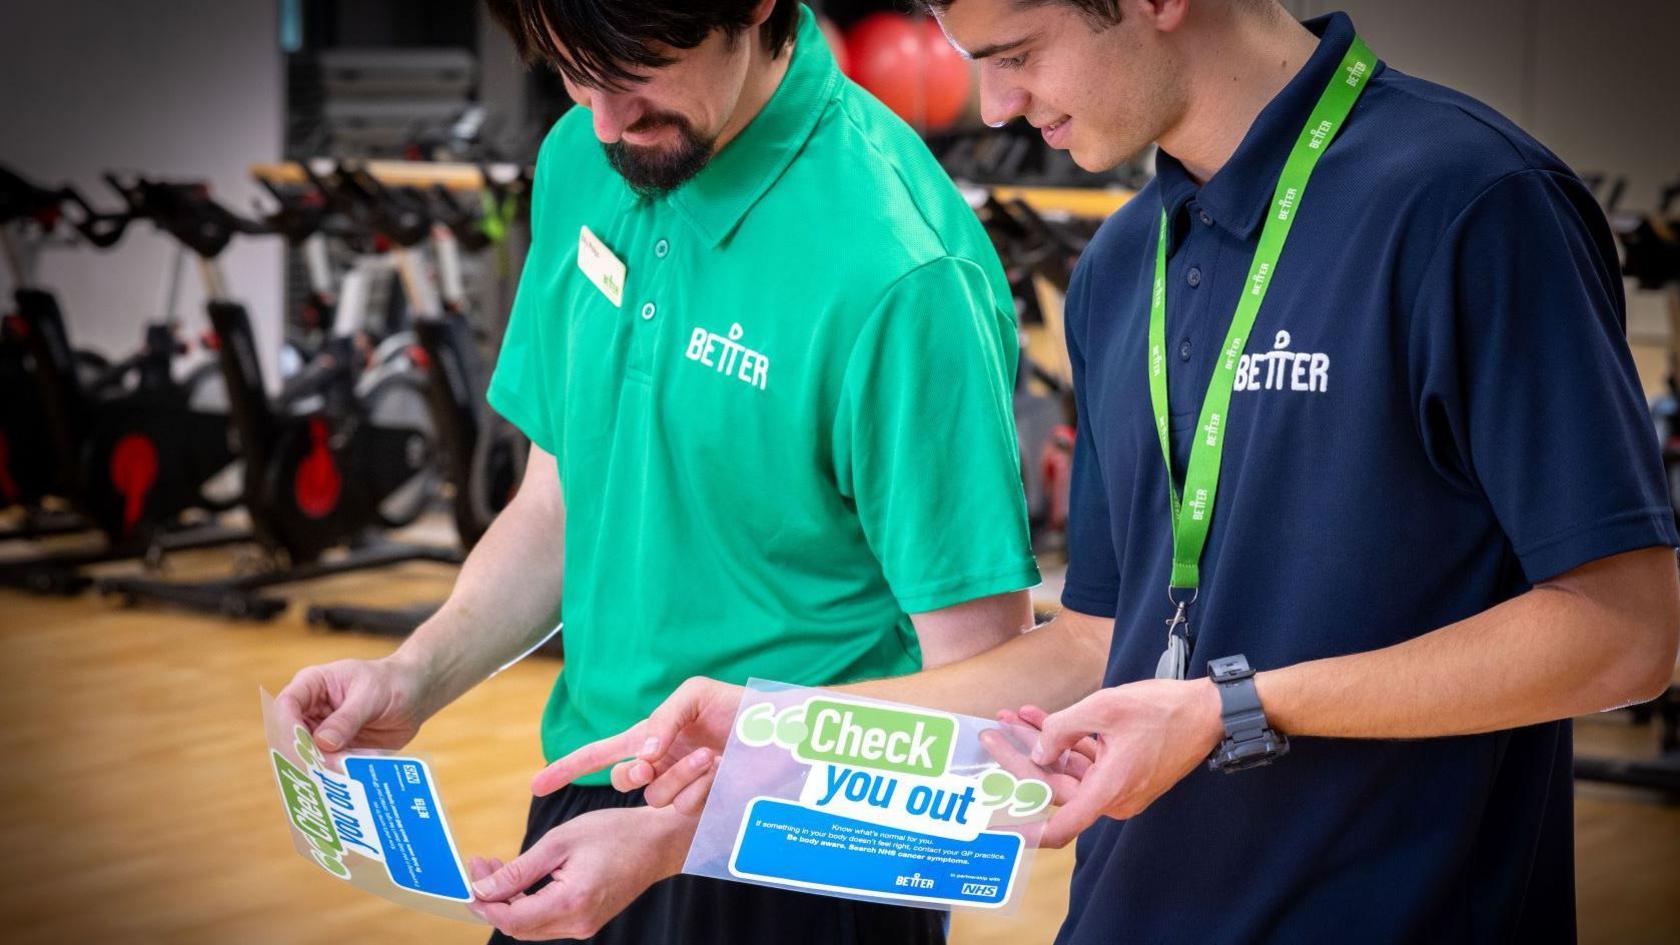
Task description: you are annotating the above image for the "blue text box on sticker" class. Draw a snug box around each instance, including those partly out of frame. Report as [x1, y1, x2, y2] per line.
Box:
[343, 756, 472, 901]
[730, 798, 1022, 908]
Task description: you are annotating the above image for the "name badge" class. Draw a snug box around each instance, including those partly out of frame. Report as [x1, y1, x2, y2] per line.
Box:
[577, 225, 626, 308]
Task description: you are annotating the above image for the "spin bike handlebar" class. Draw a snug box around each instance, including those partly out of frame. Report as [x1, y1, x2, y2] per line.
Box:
[0, 164, 131, 248]
[328, 166, 433, 249]
[256, 172, 332, 247]
[0, 164, 72, 225]
[58, 187, 131, 248]
[105, 173, 271, 259]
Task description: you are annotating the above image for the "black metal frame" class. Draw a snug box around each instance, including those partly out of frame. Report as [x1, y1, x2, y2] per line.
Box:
[102, 542, 460, 620]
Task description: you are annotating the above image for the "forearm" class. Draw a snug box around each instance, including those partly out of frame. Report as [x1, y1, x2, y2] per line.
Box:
[841, 608, 1111, 717]
[1257, 547, 1680, 739]
[643, 804, 701, 879]
[394, 490, 565, 716]
[911, 589, 1036, 668]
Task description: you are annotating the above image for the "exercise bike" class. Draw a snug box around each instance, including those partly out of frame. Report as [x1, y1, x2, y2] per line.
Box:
[0, 165, 243, 593]
[293, 165, 531, 638]
[97, 176, 457, 619]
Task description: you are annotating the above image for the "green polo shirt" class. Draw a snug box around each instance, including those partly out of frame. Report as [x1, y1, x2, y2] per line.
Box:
[488, 5, 1039, 782]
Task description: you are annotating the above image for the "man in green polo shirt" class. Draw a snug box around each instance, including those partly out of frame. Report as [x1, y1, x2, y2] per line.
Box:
[275, 1, 1039, 942]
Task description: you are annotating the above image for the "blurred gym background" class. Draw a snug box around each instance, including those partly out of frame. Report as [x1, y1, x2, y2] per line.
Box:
[1, 1, 1677, 943]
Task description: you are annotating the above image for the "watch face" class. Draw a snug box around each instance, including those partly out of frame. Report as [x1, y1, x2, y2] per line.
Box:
[1211, 656, 1252, 681]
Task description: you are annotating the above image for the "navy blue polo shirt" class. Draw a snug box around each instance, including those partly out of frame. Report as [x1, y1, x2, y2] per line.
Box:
[1058, 12, 1677, 945]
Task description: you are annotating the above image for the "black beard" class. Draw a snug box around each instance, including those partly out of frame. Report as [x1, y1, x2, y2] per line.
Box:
[604, 118, 716, 197]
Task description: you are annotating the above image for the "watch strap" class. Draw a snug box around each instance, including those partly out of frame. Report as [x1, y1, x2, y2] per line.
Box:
[1207, 655, 1289, 772]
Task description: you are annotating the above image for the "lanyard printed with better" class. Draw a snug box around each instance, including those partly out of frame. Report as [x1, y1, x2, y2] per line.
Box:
[1148, 36, 1376, 680]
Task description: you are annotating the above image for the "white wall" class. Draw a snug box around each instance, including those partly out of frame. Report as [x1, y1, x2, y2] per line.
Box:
[0, 0, 284, 368]
[1286, 0, 1680, 376]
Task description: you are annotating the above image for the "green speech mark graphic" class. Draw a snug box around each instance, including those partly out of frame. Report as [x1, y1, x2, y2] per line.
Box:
[980, 770, 1016, 806]
[735, 703, 812, 749]
[775, 708, 809, 746]
[1010, 779, 1052, 816]
[294, 725, 325, 768]
[736, 702, 777, 746]
[974, 768, 1053, 817]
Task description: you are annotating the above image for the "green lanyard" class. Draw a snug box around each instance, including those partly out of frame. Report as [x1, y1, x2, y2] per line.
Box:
[1148, 36, 1376, 600]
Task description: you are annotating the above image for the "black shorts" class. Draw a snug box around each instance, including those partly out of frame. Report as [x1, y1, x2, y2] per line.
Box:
[485, 783, 947, 945]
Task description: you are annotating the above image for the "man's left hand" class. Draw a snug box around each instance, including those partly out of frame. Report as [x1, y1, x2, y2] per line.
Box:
[1022, 678, 1226, 848]
[468, 805, 693, 940]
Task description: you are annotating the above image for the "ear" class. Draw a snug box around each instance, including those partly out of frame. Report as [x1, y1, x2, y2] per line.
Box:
[749, 0, 779, 30]
[1131, 0, 1192, 33]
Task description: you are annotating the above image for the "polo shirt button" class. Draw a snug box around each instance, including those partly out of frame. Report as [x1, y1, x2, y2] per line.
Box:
[654, 238, 669, 258]
[640, 302, 656, 320]
[1179, 339, 1192, 361]
[1186, 267, 1202, 288]
[1199, 210, 1214, 226]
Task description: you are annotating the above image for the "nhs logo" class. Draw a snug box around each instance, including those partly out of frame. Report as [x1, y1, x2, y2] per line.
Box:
[961, 882, 1000, 898]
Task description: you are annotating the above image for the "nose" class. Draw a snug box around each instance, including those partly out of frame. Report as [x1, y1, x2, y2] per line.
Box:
[590, 92, 640, 144]
[977, 67, 1030, 128]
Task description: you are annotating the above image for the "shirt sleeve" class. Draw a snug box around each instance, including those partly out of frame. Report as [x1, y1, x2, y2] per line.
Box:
[831, 255, 1041, 614]
[487, 126, 565, 460]
[1408, 168, 1678, 583]
[1059, 255, 1122, 617]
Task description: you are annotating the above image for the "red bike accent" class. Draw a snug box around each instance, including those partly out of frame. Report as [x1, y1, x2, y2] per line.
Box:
[1040, 424, 1076, 533]
[294, 417, 342, 518]
[110, 433, 159, 536]
[0, 430, 17, 502]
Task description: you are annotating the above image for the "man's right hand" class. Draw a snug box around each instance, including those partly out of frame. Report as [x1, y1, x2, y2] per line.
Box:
[531, 677, 745, 813]
[275, 655, 434, 753]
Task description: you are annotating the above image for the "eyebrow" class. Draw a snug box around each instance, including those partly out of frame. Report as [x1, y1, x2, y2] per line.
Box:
[961, 32, 1037, 62]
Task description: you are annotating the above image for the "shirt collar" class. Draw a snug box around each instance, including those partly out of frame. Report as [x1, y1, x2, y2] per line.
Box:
[668, 5, 840, 248]
[1156, 11, 1369, 241]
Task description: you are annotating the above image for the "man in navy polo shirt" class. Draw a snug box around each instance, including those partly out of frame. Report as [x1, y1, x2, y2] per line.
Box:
[543, 1, 1680, 940]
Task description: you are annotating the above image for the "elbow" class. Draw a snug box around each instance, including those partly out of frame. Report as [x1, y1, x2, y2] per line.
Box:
[1636, 619, 1679, 704]
[1610, 593, 1680, 707]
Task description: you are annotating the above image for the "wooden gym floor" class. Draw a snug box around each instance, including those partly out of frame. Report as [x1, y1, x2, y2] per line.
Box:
[0, 535, 1676, 944]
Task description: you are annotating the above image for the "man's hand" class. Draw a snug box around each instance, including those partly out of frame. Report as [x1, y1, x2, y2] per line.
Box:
[274, 654, 434, 752]
[531, 677, 745, 812]
[467, 806, 693, 940]
[1019, 678, 1225, 848]
[978, 706, 1096, 810]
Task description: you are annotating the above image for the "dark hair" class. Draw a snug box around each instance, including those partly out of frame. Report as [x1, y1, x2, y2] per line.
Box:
[485, 0, 801, 91]
[916, 0, 1277, 25]
[914, 0, 1123, 27]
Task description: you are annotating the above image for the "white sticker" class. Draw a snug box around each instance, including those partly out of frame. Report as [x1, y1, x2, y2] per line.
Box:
[577, 225, 626, 308]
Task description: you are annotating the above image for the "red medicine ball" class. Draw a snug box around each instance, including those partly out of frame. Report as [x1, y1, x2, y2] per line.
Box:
[844, 13, 972, 131]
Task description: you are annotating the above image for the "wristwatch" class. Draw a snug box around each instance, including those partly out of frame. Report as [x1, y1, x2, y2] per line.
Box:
[1206, 655, 1289, 773]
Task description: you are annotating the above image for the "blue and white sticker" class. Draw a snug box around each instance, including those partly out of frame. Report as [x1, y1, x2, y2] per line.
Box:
[343, 756, 472, 902]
